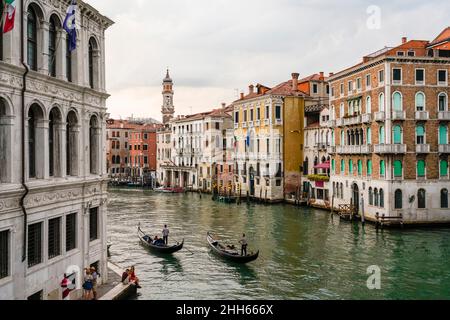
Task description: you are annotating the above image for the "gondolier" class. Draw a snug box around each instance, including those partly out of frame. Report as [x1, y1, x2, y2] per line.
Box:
[162, 225, 169, 245]
[239, 234, 248, 256]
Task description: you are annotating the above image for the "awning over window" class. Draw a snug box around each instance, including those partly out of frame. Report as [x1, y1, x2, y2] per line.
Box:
[314, 161, 330, 169]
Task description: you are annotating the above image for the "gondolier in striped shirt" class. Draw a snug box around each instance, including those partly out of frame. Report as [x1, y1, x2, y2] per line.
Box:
[162, 225, 169, 245]
[239, 234, 248, 256]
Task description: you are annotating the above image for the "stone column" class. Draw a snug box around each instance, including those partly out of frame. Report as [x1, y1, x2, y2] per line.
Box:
[35, 119, 49, 179]
[39, 20, 50, 75]
[56, 30, 67, 81]
[56, 121, 66, 178]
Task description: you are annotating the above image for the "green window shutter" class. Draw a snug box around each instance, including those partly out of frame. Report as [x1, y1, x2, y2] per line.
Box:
[331, 159, 335, 172]
[380, 160, 385, 176]
[441, 160, 449, 177]
[393, 93, 402, 111]
[439, 125, 448, 145]
[416, 125, 424, 136]
[358, 160, 362, 175]
[367, 128, 372, 145]
[394, 160, 403, 177]
[341, 159, 345, 173]
[415, 93, 424, 110]
[349, 160, 353, 174]
[379, 126, 385, 144]
[341, 131, 345, 146]
[393, 125, 402, 144]
[367, 160, 372, 176]
[417, 160, 425, 177]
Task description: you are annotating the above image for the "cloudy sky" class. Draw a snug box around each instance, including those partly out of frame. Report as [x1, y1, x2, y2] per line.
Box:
[86, 0, 450, 121]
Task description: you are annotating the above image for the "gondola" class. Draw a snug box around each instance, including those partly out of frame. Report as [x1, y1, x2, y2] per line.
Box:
[207, 232, 259, 263]
[138, 226, 184, 254]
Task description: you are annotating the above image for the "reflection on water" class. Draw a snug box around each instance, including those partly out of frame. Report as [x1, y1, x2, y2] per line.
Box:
[107, 188, 450, 300]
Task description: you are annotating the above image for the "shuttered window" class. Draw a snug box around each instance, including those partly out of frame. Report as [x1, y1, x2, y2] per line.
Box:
[48, 217, 61, 259]
[28, 222, 43, 268]
[66, 213, 77, 252]
[0, 230, 9, 279]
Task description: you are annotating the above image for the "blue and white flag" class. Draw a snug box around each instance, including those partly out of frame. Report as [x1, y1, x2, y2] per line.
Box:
[63, 0, 77, 52]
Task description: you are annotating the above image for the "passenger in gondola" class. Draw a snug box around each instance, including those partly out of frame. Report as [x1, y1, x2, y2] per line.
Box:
[143, 235, 151, 243]
[153, 236, 165, 246]
[239, 234, 248, 256]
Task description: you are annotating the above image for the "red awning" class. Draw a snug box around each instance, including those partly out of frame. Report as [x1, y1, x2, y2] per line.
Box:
[314, 161, 330, 169]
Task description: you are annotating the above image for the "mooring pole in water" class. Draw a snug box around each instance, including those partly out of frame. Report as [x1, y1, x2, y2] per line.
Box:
[361, 193, 365, 225]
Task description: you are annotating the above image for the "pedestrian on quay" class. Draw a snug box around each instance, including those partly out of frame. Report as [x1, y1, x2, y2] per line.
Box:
[122, 269, 130, 284]
[90, 267, 99, 300]
[162, 225, 170, 245]
[82, 268, 94, 300]
[239, 234, 248, 256]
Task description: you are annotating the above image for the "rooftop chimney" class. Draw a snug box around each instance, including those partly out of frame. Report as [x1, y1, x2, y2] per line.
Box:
[402, 37, 407, 44]
[319, 72, 325, 81]
[240, 92, 244, 100]
[249, 85, 254, 94]
[292, 73, 299, 91]
[329, 72, 334, 77]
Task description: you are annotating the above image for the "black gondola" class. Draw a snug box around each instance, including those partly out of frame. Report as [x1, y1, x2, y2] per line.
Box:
[138, 226, 184, 254]
[207, 232, 259, 263]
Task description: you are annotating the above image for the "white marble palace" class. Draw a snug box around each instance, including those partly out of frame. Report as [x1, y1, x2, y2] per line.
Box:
[0, 0, 113, 299]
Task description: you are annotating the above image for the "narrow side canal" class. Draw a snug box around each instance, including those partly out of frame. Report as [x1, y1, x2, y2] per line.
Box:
[107, 188, 450, 300]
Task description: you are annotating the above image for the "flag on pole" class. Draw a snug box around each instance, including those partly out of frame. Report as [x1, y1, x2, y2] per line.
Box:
[3, 0, 16, 33]
[63, 0, 77, 52]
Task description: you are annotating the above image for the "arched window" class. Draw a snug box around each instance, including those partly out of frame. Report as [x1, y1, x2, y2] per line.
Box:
[439, 93, 448, 112]
[89, 115, 99, 174]
[28, 104, 45, 179]
[349, 160, 353, 175]
[66, 111, 78, 176]
[439, 125, 448, 145]
[304, 157, 309, 175]
[341, 159, 345, 174]
[395, 190, 403, 209]
[340, 183, 344, 199]
[380, 160, 386, 177]
[415, 92, 425, 111]
[0, 98, 12, 183]
[367, 160, 373, 176]
[357, 160, 362, 176]
[379, 189, 384, 208]
[49, 107, 62, 177]
[416, 125, 425, 144]
[369, 188, 373, 205]
[340, 103, 344, 117]
[441, 189, 449, 209]
[418, 189, 426, 209]
[367, 127, 372, 145]
[379, 93, 385, 112]
[374, 188, 379, 206]
[379, 126, 385, 144]
[394, 160, 403, 178]
[116, 156, 121, 164]
[440, 160, 449, 177]
[331, 159, 335, 173]
[88, 38, 99, 89]
[341, 130, 345, 146]
[393, 92, 403, 111]
[393, 125, 402, 144]
[27, 7, 38, 71]
[366, 96, 372, 114]
[48, 16, 58, 77]
[417, 160, 426, 178]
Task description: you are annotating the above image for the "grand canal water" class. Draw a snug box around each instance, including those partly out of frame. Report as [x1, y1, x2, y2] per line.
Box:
[107, 188, 450, 300]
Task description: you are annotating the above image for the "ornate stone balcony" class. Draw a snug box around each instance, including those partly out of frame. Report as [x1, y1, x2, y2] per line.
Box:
[439, 144, 450, 153]
[416, 144, 430, 153]
[336, 118, 344, 127]
[327, 146, 336, 154]
[374, 144, 407, 154]
[415, 111, 429, 121]
[361, 113, 372, 123]
[327, 120, 336, 128]
[264, 119, 271, 126]
[438, 111, 450, 121]
[336, 145, 372, 154]
[343, 115, 361, 126]
[392, 111, 406, 120]
[374, 112, 385, 122]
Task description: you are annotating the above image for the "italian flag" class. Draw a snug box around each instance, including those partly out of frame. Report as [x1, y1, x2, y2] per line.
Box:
[3, 0, 16, 33]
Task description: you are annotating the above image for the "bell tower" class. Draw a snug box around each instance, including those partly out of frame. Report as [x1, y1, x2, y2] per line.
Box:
[162, 69, 175, 124]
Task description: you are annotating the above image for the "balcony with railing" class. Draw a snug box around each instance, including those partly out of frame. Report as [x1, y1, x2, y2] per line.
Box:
[242, 122, 247, 128]
[415, 111, 429, 121]
[439, 144, 450, 153]
[234, 123, 239, 129]
[336, 145, 372, 154]
[336, 118, 344, 127]
[255, 120, 261, 126]
[361, 113, 372, 123]
[327, 120, 336, 128]
[438, 111, 450, 121]
[374, 112, 385, 122]
[416, 144, 430, 153]
[275, 119, 283, 126]
[264, 119, 271, 126]
[392, 111, 406, 120]
[343, 115, 361, 126]
[327, 146, 336, 154]
[374, 144, 407, 154]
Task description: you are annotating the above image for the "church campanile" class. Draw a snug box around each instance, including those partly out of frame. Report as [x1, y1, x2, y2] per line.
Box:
[162, 69, 175, 124]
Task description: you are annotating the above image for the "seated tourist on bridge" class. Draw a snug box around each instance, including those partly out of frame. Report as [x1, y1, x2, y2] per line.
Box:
[122, 269, 130, 284]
